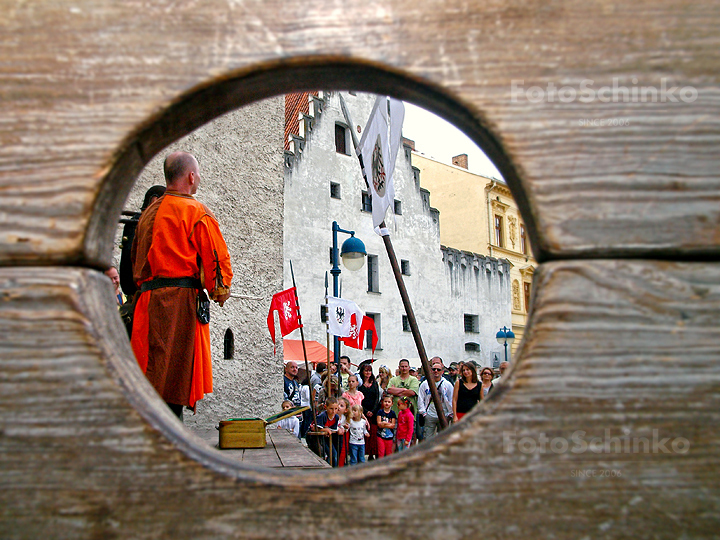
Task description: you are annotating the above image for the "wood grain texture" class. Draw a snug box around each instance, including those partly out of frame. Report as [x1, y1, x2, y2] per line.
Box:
[1, 263, 718, 538]
[0, 1, 718, 264]
[2, 1, 720, 537]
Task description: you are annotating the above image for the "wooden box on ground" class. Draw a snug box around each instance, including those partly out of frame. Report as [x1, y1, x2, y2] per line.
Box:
[218, 406, 308, 449]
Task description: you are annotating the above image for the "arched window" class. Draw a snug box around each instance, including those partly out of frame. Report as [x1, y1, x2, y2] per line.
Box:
[223, 328, 234, 360]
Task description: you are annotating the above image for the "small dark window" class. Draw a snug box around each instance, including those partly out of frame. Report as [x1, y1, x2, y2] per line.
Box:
[223, 328, 235, 360]
[464, 314, 479, 333]
[402, 315, 411, 332]
[401, 259, 411, 276]
[335, 124, 348, 155]
[394, 199, 402, 215]
[368, 255, 379, 293]
[361, 191, 372, 212]
[320, 305, 328, 323]
[465, 342, 480, 352]
[330, 182, 341, 199]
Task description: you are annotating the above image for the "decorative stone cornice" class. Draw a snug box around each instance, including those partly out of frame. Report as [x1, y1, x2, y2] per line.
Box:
[519, 265, 536, 279]
[491, 198, 508, 214]
[485, 180, 513, 198]
[441, 246, 511, 276]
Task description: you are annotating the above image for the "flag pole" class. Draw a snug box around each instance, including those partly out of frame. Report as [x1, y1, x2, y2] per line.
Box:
[323, 274, 334, 468]
[289, 260, 318, 434]
[324, 271, 333, 402]
[339, 93, 448, 430]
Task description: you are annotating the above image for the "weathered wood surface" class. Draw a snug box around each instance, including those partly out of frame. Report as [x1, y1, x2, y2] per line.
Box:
[1, 264, 718, 538]
[0, 1, 718, 264]
[190, 427, 330, 469]
[1, 0, 720, 538]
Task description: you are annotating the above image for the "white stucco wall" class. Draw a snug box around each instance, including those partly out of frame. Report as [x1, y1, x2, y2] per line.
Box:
[113, 98, 285, 429]
[284, 92, 511, 370]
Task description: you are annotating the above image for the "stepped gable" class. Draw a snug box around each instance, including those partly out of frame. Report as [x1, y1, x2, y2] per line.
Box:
[284, 92, 324, 170]
[284, 92, 311, 150]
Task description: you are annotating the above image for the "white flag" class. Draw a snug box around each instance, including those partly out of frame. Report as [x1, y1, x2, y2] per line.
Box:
[357, 96, 405, 229]
[387, 97, 405, 191]
[327, 296, 365, 338]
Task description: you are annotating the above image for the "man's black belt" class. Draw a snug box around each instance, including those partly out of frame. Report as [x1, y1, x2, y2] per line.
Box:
[140, 277, 202, 292]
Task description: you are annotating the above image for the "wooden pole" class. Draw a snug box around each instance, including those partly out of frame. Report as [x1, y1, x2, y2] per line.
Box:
[324, 271, 333, 403]
[289, 261, 318, 433]
[339, 93, 447, 430]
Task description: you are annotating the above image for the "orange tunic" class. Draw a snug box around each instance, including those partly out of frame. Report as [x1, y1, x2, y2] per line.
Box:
[130, 192, 233, 409]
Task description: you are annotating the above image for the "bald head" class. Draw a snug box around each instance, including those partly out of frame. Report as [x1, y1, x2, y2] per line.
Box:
[163, 152, 200, 194]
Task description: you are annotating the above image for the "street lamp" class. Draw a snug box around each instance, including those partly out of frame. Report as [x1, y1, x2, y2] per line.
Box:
[330, 221, 366, 384]
[496, 326, 516, 364]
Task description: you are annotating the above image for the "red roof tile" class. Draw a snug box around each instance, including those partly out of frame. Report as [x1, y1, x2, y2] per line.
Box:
[284, 92, 318, 150]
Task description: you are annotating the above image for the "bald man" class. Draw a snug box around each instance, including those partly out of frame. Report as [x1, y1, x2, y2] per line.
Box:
[131, 152, 233, 420]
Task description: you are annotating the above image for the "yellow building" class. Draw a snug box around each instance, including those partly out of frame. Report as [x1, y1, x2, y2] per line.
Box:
[411, 151, 536, 357]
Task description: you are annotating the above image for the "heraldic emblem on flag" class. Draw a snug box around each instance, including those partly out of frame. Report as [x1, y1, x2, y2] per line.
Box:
[357, 95, 404, 229]
[335, 304, 346, 326]
[267, 287, 302, 353]
[371, 134, 386, 197]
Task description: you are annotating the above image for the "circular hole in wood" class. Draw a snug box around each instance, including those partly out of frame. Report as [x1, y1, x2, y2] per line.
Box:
[93, 57, 534, 481]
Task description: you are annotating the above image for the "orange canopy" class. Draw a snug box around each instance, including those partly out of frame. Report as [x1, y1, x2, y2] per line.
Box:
[283, 339, 331, 367]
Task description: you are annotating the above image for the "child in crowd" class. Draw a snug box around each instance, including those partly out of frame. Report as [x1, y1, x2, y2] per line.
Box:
[337, 397, 351, 429]
[376, 394, 397, 458]
[297, 369, 314, 438]
[337, 397, 351, 467]
[317, 374, 339, 408]
[347, 404, 369, 465]
[396, 396, 414, 451]
[342, 374, 364, 409]
[313, 397, 340, 466]
[274, 400, 300, 437]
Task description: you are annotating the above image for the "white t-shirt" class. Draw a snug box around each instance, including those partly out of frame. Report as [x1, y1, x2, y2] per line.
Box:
[348, 418, 369, 445]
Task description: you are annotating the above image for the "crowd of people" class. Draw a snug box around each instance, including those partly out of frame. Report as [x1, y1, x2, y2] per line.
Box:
[280, 356, 510, 467]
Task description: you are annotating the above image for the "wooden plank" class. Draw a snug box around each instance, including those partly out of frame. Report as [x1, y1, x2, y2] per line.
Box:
[236, 441, 282, 469]
[178, 426, 328, 469]
[268, 429, 329, 469]
[0, 1, 717, 265]
[0, 264, 718, 537]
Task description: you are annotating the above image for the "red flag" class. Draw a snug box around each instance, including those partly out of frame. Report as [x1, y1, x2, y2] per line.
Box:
[267, 287, 302, 353]
[340, 314, 378, 353]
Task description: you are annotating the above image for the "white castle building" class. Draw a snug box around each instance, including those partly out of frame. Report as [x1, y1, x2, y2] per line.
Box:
[283, 91, 512, 369]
